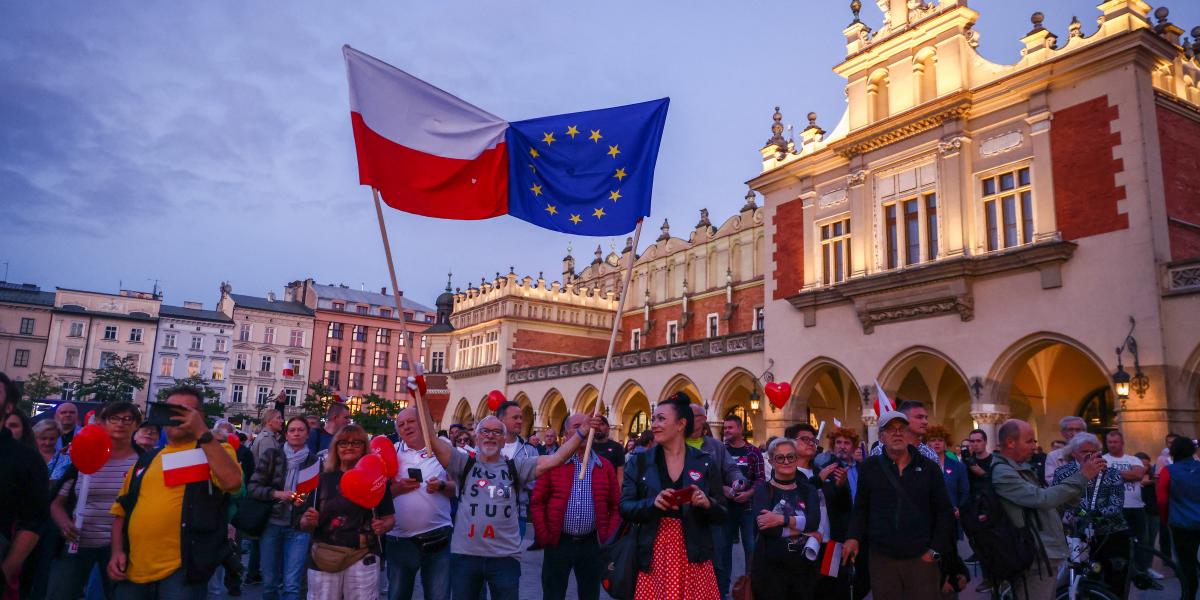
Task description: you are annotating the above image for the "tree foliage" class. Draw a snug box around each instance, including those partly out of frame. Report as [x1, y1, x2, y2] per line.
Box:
[23, 371, 61, 402]
[301, 380, 336, 417]
[355, 393, 404, 436]
[76, 355, 146, 403]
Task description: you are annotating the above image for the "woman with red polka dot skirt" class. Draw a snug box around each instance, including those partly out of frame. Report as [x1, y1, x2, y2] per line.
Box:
[619, 393, 725, 600]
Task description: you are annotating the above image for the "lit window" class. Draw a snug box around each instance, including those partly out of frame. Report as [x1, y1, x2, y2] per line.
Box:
[372, 374, 387, 391]
[328, 322, 343, 339]
[349, 372, 364, 390]
[212, 363, 224, 381]
[981, 167, 1034, 251]
[326, 346, 341, 362]
[187, 359, 201, 377]
[376, 328, 391, 344]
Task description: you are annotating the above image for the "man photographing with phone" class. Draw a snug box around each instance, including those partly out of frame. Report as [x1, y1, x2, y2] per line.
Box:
[107, 386, 243, 599]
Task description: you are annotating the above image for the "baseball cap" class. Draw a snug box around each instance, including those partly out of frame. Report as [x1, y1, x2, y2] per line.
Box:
[877, 410, 909, 432]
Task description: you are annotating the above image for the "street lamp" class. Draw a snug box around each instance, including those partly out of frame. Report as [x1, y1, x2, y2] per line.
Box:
[1112, 361, 1131, 403]
[1112, 316, 1149, 411]
[747, 359, 775, 412]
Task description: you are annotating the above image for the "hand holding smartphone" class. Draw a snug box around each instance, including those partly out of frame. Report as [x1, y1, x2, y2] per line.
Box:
[145, 402, 186, 427]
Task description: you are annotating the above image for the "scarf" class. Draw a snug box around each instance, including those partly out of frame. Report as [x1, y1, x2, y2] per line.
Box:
[283, 444, 310, 491]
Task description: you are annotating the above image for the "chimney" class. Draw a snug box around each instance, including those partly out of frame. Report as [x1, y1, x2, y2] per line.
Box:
[381, 287, 388, 295]
[183, 301, 203, 310]
[267, 292, 276, 302]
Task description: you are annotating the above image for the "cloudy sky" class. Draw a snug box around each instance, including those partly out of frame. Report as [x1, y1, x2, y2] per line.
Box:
[3, 1, 1196, 308]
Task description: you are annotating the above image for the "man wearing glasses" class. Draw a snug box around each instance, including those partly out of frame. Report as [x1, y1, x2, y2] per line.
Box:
[1043, 416, 1088, 485]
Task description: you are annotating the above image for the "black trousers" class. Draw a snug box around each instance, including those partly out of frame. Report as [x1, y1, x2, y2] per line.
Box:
[1093, 530, 1131, 597]
[541, 533, 602, 600]
[1172, 527, 1200, 600]
[749, 544, 816, 600]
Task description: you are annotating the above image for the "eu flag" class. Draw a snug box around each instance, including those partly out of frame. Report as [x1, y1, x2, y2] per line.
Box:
[506, 98, 669, 236]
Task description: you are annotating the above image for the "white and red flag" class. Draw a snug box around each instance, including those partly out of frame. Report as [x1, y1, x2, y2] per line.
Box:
[162, 448, 210, 487]
[295, 462, 321, 495]
[872, 381, 894, 417]
[819, 540, 843, 577]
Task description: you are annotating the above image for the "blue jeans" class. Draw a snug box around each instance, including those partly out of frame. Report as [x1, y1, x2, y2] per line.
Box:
[113, 568, 206, 600]
[723, 502, 756, 585]
[385, 534, 451, 600]
[450, 554, 520, 600]
[260, 523, 311, 600]
[710, 522, 732, 599]
[45, 546, 114, 600]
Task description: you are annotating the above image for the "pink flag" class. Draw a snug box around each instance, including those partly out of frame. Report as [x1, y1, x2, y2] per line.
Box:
[162, 449, 210, 487]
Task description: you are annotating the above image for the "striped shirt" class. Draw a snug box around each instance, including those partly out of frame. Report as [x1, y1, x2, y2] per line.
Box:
[59, 454, 139, 548]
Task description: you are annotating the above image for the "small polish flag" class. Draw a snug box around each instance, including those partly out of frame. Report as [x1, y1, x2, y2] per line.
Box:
[162, 449, 210, 487]
[872, 381, 895, 417]
[819, 541, 843, 577]
[295, 462, 321, 494]
[833, 418, 843, 428]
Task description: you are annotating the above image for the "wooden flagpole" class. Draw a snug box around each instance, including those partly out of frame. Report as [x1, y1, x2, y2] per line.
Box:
[372, 187, 435, 447]
[579, 218, 644, 478]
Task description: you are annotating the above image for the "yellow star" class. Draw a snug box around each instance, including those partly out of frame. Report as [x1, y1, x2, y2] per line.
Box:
[607, 145, 620, 158]
[614, 167, 627, 181]
[544, 204, 558, 216]
[565, 125, 580, 139]
[609, 189, 622, 202]
[529, 148, 539, 158]
[593, 207, 606, 219]
[542, 132, 556, 145]
[589, 129, 602, 143]
[569, 214, 582, 225]
[530, 183, 543, 196]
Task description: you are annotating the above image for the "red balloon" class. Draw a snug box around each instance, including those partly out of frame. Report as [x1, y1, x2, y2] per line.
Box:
[764, 382, 792, 410]
[486, 390, 506, 412]
[70, 424, 112, 474]
[226, 433, 241, 451]
[83, 410, 96, 426]
[355, 453, 386, 481]
[339, 464, 387, 509]
[370, 436, 398, 478]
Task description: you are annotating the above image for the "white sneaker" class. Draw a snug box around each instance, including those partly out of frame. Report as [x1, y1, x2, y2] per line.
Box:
[1147, 568, 1165, 580]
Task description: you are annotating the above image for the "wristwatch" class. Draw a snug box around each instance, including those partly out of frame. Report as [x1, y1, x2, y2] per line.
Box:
[927, 549, 941, 561]
[198, 432, 215, 445]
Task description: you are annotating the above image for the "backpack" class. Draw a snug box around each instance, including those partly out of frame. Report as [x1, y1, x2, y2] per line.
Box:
[960, 466, 1049, 588]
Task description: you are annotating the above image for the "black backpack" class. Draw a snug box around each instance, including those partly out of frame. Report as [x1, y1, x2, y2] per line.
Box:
[960, 466, 1049, 588]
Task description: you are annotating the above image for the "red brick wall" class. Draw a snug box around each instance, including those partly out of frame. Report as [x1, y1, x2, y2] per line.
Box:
[1156, 105, 1200, 261]
[511, 329, 611, 368]
[617, 285, 763, 349]
[1051, 96, 1129, 240]
[772, 199, 806, 299]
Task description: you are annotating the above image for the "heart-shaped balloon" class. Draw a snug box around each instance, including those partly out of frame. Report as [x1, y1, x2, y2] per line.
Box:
[355, 452, 386, 481]
[764, 382, 792, 410]
[370, 436, 398, 478]
[70, 424, 113, 474]
[339, 464, 387, 509]
[486, 390, 506, 412]
[226, 432, 241, 451]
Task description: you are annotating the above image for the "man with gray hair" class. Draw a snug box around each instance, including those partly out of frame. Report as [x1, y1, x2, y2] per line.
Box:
[992, 419, 1104, 599]
[1043, 416, 1087, 485]
[55, 401, 82, 450]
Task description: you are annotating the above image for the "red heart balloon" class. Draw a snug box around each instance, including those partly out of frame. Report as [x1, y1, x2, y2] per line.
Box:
[764, 382, 792, 410]
[486, 390, 506, 412]
[369, 436, 398, 478]
[226, 432, 241, 451]
[355, 453, 386, 481]
[70, 424, 113, 474]
[339, 464, 387, 509]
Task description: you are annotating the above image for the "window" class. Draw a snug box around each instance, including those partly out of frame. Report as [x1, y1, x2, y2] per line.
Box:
[380, 308, 392, 318]
[398, 332, 406, 347]
[69, 322, 84, 337]
[398, 356, 410, 371]
[904, 199, 920, 265]
[754, 307, 765, 331]
[926, 194, 939, 261]
[284, 388, 299, 406]
[260, 355, 273, 373]
[126, 354, 140, 371]
[332, 302, 345, 312]
[99, 351, 117, 368]
[103, 326, 118, 341]
[289, 329, 304, 347]
[431, 351, 444, 373]
[256, 386, 271, 404]
[395, 378, 407, 393]
[232, 384, 244, 403]
[215, 338, 227, 352]
[190, 336, 202, 351]
[348, 372, 364, 390]
[667, 321, 678, 345]
[323, 370, 341, 389]
[125, 328, 141, 343]
[981, 167, 1033, 251]
[13, 349, 29, 367]
[877, 165, 937, 269]
[374, 350, 389, 368]
[352, 325, 367, 342]
[885, 204, 898, 269]
[164, 333, 177, 348]
[350, 348, 365, 366]
[239, 324, 251, 341]
[376, 328, 391, 344]
[707, 313, 720, 338]
[65, 347, 81, 368]
[264, 327, 275, 345]
[421, 336, 427, 349]
[235, 353, 247, 370]
[159, 356, 175, 377]
[356, 305, 369, 315]
[19, 318, 34, 335]
[328, 322, 343, 339]
[286, 358, 302, 376]
[372, 374, 387, 392]
[325, 346, 341, 363]
[820, 217, 852, 285]
[631, 328, 641, 351]
[187, 359, 201, 378]
[212, 362, 224, 381]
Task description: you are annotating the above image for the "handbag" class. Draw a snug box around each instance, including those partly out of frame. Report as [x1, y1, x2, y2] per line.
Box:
[601, 452, 647, 600]
[411, 526, 452, 554]
[232, 449, 277, 537]
[309, 541, 369, 573]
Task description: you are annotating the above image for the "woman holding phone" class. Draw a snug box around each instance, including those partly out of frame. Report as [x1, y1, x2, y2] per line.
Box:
[619, 394, 725, 600]
[249, 416, 318, 600]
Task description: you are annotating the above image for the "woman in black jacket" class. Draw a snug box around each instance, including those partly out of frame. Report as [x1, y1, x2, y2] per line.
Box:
[248, 416, 319, 600]
[750, 437, 822, 599]
[619, 394, 725, 600]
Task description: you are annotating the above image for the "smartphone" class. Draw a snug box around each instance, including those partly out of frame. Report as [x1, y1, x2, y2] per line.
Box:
[145, 402, 186, 427]
[408, 467, 424, 483]
[668, 488, 693, 506]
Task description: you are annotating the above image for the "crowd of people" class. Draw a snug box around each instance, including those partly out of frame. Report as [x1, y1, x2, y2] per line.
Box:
[1, 369, 1198, 600]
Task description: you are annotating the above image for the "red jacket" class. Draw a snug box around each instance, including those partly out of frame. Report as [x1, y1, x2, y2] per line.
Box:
[530, 455, 621, 547]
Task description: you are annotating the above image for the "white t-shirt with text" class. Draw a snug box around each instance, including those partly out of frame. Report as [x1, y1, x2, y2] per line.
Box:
[1102, 453, 1144, 508]
[388, 442, 452, 538]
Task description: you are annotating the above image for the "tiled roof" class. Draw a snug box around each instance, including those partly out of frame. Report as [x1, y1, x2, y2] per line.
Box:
[52, 305, 159, 322]
[312, 284, 434, 314]
[229, 293, 314, 317]
[0, 283, 55, 307]
[160, 304, 234, 323]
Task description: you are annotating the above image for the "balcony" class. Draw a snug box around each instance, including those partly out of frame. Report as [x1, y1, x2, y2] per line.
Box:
[1165, 258, 1200, 296]
[230, 369, 249, 377]
[506, 330, 764, 385]
[448, 364, 502, 380]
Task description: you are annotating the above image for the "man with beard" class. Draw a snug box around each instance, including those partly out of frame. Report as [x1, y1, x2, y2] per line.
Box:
[816, 427, 868, 599]
[423, 406, 603, 600]
[588, 415, 625, 482]
[869, 400, 938, 463]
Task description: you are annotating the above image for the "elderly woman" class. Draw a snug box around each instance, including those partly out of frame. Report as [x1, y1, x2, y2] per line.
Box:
[1052, 433, 1130, 595]
[749, 437, 822, 599]
[31, 418, 73, 481]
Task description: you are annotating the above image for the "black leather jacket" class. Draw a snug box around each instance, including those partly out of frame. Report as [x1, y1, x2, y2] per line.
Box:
[619, 445, 727, 572]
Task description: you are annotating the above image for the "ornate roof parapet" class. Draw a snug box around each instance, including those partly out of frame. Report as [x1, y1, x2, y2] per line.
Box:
[657, 218, 671, 242]
[695, 208, 712, 230]
[1152, 6, 1183, 45]
[1020, 12, 1059, 59]
[800, 112, 826, 146]
[763, 106, 788, 153]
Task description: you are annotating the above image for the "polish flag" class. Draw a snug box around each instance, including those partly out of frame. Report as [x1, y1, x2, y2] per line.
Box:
[162, 448, 210, 487]
[819, 541, 843, 578]
[344, 45, 510, 220]
[872, 381, 894, 417]
[295, 462, 321, 495]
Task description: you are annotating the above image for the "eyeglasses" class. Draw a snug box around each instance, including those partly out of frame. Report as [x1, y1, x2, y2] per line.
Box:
[336, 440, 366, 448]
[795, 437, 816, 446]
[106, 415, 138, 425]
[772, 454, 798, 464]
[478, 428, 504, 438]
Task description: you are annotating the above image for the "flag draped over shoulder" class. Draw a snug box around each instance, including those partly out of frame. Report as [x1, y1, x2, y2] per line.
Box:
[343, 45, 667, 236]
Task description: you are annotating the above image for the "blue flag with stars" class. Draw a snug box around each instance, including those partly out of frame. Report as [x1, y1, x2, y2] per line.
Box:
[506, 98, 668, 236]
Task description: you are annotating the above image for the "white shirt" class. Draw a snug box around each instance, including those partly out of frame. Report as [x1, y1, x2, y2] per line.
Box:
[1102, 453, 1144, 508]
[389, 441, 453, 537]
[501, 440, 519, 459]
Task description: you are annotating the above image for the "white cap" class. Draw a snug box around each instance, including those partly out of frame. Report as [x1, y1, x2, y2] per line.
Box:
[877, 410, 909, 432]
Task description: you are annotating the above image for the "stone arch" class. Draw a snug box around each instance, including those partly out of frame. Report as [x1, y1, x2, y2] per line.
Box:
[614, 379, 651, 442]
[713, 367, 764, 444]
[539, 388, 569, 431]
[789, 357, 865, 440]
[868, 68, 890, 121]
[877, 346, 972, 441]
[512, 391, 534, 438]
[987, 332, 1116, 443]
[913, 46, 938, 103]
[658, 373, 701, 405]
[574, 384, 600, 415]
[451, 398, 474, 429]
[1183, 342, 1200, 435]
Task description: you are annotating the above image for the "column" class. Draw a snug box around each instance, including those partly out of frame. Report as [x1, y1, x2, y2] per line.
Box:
[862, 411, 879, 448]
[969, 410, 1010, 452]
